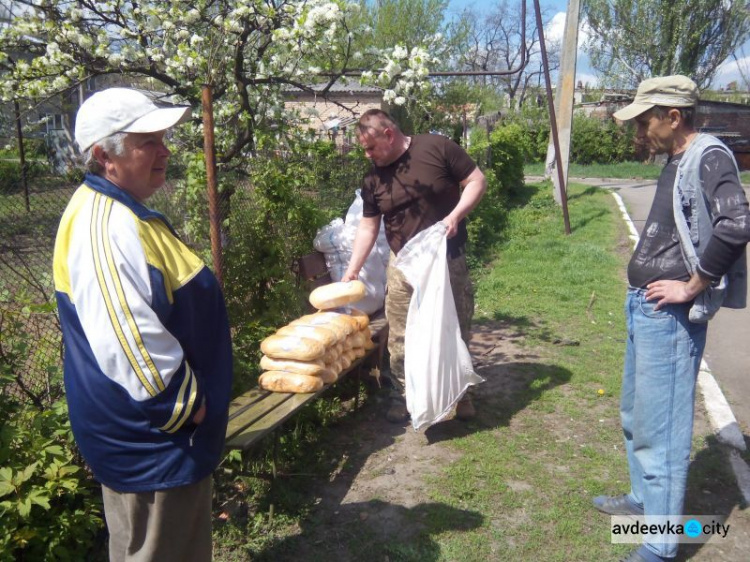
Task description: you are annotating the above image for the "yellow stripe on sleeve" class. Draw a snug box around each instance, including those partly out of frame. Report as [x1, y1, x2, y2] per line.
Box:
[91, 194, 158, 398]
[101, 198, 166, 392]
[160, 364, 198, 433]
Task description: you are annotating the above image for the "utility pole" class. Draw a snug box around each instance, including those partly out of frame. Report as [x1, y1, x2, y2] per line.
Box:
[544, 0, 580, 206]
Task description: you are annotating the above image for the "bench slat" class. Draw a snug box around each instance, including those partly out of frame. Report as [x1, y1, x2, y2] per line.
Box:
[226, 390, 322, 450]
[225, 391, 294, 443]
[227, 387, 271, 422]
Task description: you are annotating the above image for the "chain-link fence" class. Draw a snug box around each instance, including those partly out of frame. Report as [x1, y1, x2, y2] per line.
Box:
[0, 160, 73, 406]
[1, 145, 370, 407]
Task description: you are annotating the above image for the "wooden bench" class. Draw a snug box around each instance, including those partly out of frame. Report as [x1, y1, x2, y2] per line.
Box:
[224, 251, 388, 453]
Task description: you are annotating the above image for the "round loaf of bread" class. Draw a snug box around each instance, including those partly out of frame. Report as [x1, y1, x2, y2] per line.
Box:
[316, 368, 337, 384]
[349, 331, 366, 349]
[290, 314, 348, 339]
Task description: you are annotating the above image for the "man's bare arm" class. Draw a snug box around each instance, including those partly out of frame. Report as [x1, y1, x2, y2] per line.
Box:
[442, 167, 487, 238]
[342, 215, 382, 281]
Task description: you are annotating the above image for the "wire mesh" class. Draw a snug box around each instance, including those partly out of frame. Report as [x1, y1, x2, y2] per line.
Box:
[0, 145, 370, 406]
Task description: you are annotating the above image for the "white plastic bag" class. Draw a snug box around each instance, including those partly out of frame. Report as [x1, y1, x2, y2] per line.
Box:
[394, 223, 483, 431]
[313, 190, 389, 314]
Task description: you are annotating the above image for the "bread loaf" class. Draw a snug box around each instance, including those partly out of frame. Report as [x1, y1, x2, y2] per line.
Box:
[313, 311, 359, 335]
[349, 331, 366, 349]
[276, 324, 337, 347]
[322, 348, 339, 365]
[259, 356, 325, 377]
[310, 280, 366, 310]
[260, 335, 325, 361]
[290, 314, 348, 339]
[259, 371, 324, 393]
[339, 354, 352, 370]
[348, 308, 370, 330]
[316, 368, 337, 384]
[352, 346, 366, 359]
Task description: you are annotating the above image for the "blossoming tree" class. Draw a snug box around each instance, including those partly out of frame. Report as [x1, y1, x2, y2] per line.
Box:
[0, 0, 439, 162]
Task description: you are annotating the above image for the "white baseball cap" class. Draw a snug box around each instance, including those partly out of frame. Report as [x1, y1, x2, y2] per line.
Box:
[74, 87, 191, 152]
[613, 75, 699, 122]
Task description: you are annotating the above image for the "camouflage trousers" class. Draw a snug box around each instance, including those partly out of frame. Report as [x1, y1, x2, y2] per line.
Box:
[385, 249, 475, 399]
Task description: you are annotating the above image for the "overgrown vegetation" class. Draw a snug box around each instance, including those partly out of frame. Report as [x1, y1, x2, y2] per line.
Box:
[0, 303, 102, 561]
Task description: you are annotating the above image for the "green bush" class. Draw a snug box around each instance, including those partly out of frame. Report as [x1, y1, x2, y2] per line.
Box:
[0, 300, 103, 560]
[464, 125, 525, 263]
[488, 124, 526, 193]
[570, 113, 636, 165]
[0, 397, 103, 562]
[0, 160, 50, 194]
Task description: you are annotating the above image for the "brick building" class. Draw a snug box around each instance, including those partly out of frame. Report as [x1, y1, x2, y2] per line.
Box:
[284, 80, 384, 148]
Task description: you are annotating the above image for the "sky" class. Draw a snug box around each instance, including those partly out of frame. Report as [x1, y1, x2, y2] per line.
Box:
[446, 0, 748, 90]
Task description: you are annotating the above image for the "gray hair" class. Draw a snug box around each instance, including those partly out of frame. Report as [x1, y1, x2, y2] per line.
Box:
[651, 105, 696, 129]
[83, 132, 128, 175]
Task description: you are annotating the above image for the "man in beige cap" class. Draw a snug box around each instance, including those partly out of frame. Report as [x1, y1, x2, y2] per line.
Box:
[54, 88, 233, 561]
[592, 76, 750, 562]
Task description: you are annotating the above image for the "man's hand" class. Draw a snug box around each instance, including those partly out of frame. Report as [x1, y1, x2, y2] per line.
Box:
[645, 276, 709, 310]
[442, 214, 459, 238]
[341, 270, 359, 282]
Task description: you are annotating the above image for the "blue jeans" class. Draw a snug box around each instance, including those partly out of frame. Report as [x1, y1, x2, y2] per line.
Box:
[621, 288, 707, 559]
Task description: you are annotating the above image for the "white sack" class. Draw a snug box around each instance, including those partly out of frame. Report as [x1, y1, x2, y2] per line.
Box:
[313, 190, 389, 314]
[394, 222, 483, 431]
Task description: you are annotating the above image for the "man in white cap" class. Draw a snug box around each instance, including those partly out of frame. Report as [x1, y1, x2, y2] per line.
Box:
[53, 88, 233, 561]
[592, 76, 750, 562]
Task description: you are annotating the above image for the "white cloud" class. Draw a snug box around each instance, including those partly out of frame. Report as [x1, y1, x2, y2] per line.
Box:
[711, 56, 748, 89]
[545, 11, 598, 87]
[545, 11, 590, 47]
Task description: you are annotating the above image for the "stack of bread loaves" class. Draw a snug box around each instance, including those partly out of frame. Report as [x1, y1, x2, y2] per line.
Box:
[258, 281, 376, 393]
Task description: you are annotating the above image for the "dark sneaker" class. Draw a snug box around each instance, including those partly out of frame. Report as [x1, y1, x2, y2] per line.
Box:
[455, 396, 475, 421]
[592, 494, 644, 516]
[386, 401, 409, 423]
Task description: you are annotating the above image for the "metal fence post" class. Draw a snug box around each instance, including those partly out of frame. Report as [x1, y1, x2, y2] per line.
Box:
[201, 85, 224, 287]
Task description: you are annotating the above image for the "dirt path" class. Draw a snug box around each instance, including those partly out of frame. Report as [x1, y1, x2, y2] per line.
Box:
[247, 321, 749, 561]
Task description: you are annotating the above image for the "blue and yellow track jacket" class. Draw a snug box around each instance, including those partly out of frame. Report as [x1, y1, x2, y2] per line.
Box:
[53, 173, 233, 493]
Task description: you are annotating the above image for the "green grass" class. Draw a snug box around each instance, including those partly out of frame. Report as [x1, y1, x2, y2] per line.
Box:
[212, 182, 742, 561]
[415, 183, 634, 560]
[525, 162, 750, 185]
[524, 161, 663, 180]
